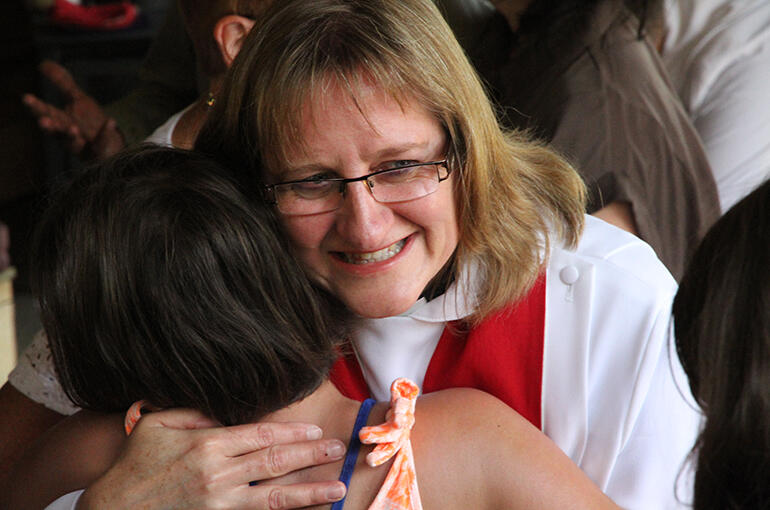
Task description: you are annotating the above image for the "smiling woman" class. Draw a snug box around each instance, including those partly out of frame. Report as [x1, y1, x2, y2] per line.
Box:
[19, 0, 699, 508]
[190, 1, 698, 507]
[201, 0, 587, 323]
[268, 86, 460, 319]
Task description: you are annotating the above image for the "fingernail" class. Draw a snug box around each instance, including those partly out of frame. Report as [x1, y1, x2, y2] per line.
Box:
[326, 441, 345, 460]
[326, 484, 346, 501]
[306, 425, 322, 440]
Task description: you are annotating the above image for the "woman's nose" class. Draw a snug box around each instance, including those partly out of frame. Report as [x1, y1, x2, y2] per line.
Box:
[334, 181, 393, 248]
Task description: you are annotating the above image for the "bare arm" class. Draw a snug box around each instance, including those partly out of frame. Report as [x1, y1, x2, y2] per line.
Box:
[0, 383, 65, 495]
[592, 200, 639, 236]
[1, 410, 125, 510]
[413, 389, 620, 509]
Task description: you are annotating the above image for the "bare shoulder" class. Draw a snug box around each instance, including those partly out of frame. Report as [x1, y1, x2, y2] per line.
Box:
[415, 387, 540, 441]
[412, 388, 619, 510]
[410, 388, 532, 509]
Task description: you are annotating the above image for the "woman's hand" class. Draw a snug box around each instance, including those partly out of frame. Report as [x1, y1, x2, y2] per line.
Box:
[78, 408, 347, 509]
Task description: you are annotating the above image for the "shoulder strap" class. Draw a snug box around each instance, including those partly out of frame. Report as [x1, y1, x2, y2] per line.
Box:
[331, 398, 377, 510]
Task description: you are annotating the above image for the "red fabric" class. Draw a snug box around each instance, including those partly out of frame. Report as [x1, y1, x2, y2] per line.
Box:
[329, 348, 370, 402]
[330, 274, 547, 429]
[50, 0, 138, 31]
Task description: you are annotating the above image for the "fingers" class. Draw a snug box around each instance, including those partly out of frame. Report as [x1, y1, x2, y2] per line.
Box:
[214, 421, 326, 456]
[23, 93, 83, 146]
[22, 93, 51, 118]
[39, 60, 84, 101]
[135, 407, 222, 431]
[89, 412, 349, 510]
[32, 61, 108, 142]
[142, 414, 348, 483]
[88, 118, 125, 160]
[23, 92, 121, 160]
[237, 481, 347, 510]
[273, 482, 347, 510]
[23, 93, 71, 130]
[231, 437, 346, 484]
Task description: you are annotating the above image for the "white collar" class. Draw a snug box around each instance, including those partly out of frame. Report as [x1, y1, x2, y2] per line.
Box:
[351, 259, 482, 400]
[394, 258, 481, 322]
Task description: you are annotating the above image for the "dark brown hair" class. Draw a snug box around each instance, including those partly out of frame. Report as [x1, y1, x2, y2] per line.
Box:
[32, 145, 349, 425]
[673, 179, 770, 509]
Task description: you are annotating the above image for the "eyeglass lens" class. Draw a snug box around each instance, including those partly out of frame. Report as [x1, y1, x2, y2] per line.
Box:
[274, 162, 447, 215]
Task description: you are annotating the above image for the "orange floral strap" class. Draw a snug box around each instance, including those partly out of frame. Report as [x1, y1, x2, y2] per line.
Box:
[359, 378, 422, 510]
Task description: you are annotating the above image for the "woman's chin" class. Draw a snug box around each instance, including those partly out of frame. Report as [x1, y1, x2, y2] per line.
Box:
[342, 289, 421, 319]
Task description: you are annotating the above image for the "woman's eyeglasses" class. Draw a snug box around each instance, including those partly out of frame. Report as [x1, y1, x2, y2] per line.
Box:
[264, 159, 451, 215]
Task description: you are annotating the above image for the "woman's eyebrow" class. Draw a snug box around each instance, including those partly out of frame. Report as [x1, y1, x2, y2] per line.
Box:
[274, 164, 335, 182]
[275, 140, 439, 181]
[369, 141, 434, 160]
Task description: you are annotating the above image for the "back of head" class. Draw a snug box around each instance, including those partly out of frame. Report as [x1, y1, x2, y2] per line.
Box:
[673, 179, 770, 509]
[196, 0, 585, 321]
[32, 146, 348, 425]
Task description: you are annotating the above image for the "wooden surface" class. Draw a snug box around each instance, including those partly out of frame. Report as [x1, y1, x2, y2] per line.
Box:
[0, 267, 17, 385]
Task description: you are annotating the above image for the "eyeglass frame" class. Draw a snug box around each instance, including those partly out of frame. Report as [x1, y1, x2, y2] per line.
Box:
[263, 157, 453, 215]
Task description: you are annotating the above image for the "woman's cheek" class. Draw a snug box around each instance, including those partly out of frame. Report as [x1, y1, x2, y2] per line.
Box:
[279, 214, 336, 288]
[280, 214, 328, 250]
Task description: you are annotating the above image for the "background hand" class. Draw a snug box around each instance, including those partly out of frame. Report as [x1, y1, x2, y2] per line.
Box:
[79, 408, 347, 510]
[22, 60, 125, 160]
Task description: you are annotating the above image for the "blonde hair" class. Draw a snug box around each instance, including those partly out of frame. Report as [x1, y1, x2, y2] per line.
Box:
[196, 0, 586, 323]
[177, 0, 270, 77]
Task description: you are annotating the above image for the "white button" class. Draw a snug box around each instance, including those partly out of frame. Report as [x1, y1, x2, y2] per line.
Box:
[560, 266, 579, 285]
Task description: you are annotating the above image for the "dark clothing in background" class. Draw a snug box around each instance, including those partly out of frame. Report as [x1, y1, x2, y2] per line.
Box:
[104, 4, 198, 145]
[449, 0, 720, 279]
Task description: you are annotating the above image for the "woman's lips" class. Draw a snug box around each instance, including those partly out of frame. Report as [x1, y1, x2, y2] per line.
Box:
[334, 238, 407, 265]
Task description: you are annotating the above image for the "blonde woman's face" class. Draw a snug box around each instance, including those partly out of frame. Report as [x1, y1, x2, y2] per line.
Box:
[270, 82, 460, 318]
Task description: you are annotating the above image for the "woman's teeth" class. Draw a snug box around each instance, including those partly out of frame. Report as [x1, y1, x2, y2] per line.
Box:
[340, 239, 406, 264]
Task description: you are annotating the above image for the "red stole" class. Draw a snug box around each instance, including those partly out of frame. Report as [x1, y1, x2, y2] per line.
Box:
[330, 275, 546, 428]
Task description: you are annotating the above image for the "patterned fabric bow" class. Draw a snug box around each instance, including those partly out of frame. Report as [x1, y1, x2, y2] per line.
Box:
[124, 399, 151, 436]
[360, 378, 423, 510]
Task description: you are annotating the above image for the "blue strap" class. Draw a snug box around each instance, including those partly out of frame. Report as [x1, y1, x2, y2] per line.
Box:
[330, 398, 376, 510]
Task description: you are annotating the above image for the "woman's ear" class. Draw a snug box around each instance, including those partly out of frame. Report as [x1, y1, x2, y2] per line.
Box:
[213, 15, 256, 68]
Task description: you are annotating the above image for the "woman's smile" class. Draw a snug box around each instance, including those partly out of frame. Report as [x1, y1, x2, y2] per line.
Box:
[334, 237, 408, 265]
[276, 80, 459, 318]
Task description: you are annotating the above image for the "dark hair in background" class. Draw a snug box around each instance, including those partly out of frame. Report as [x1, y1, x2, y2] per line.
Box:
[673, 179, 770, 510]
[32, 146, 350, 426]
[515, 0, 663, 50]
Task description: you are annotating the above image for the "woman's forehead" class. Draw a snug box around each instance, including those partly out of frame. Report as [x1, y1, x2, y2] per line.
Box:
[280, 86, 442, 168]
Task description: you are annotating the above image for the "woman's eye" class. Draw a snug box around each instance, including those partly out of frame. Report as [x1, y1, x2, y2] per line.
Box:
[291, 176, 334, 198]
[376, 163, 427, 185]
[382, 160, 418, 170]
